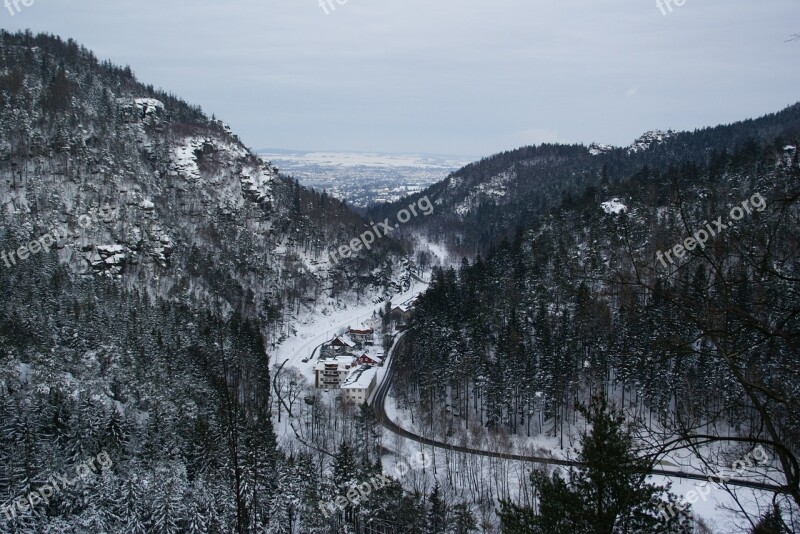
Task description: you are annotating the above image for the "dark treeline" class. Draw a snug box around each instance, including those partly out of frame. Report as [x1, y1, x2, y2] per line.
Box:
[0, 240, 474, 531]
[0, 242, 281, 532]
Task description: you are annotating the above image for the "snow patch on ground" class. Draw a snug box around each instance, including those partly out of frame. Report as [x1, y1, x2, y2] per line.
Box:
[269, 279, 431, 448]
[627, 130, 675, 154]
[454, 170, 514, 217]
[412, 234, 456, 270]
[172, 138, 204, 181]
[272, 279, 430, 387]
[588, 143, 614, 156]
[134, 98, 164, 116]
[601, 198, 628, 214]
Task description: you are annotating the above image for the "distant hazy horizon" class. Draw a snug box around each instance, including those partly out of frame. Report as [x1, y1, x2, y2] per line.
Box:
[258, 148, 478, 161]
[4, 1, 797, 156]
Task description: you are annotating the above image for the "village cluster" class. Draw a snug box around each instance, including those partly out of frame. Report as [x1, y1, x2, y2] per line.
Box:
[312, 302, 415, 404]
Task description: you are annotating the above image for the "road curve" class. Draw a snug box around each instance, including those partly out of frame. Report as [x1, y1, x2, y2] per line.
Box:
[372, 333, 789, 494]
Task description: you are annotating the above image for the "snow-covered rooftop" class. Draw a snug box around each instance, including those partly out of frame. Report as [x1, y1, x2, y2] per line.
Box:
[330, 335, 356, 348]
[314, 355, 356, 371]
[348, 328, 374, 335]
[360, 353, 383, 363]
[342, 365, 378, 390]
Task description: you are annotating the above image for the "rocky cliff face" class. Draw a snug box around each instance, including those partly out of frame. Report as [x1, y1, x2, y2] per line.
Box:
[0, 32, 409, 339]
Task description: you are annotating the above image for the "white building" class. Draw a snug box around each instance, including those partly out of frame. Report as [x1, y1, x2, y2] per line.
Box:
[341, 365, 378, 404]
[314, 355, 357, 389]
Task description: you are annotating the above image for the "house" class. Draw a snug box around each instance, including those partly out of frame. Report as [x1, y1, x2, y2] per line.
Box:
[347, 328, 375, 345]
[314, 355, 357, 389]
[390, 305, 413, 325]
[341, 365, 378, 404]
[327, 335, 356, 351]
[358, 353, 383, 366]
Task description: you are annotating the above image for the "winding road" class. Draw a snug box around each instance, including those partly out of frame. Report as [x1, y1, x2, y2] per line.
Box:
[372, 333, 790, 494]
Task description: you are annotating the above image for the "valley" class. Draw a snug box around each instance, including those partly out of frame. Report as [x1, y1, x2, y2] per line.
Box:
[0, 12, 799, 533]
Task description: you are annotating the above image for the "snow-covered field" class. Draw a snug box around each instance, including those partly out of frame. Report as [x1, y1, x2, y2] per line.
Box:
[268, 235, 452, 447]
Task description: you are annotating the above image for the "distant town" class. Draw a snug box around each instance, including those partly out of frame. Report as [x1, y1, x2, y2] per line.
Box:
[259, 150, 470, 209]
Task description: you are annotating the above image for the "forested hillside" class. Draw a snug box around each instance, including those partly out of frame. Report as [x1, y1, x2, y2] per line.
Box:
[0, 30, 409, 333]
[395, 132, 800, 528]
[0, 31, 417, 533]
[371, 104, 800, 257]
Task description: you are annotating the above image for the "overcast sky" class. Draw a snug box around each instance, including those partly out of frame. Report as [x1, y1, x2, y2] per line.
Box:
[3, 0, 798, 157]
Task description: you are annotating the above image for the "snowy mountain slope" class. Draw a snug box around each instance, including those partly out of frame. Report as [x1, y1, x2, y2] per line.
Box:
[370, 103, 800, 257]
[0, 31, 410, 335]
[0, 31, 423, 533]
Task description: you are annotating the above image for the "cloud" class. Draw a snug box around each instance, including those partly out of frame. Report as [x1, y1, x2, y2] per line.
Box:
[625, 87, 639, 98]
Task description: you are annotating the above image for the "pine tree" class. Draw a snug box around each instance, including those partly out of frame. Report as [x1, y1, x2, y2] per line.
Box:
[751, 505, 786, 534]
[388, 491, 428, 533]
[499, 397, 693, 533]
[119, 476, 147, 534]
[103, 407, 128, 457]
[332, 443, 358, 491]
[299, 478, 334, 534]
[426, 482, 447, 534]
[148, 474, 185, 534]
[498, 499, 539, 533]
[449, 503, 478, 534]
[354, 403, 379, 465]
